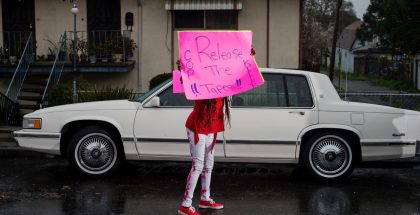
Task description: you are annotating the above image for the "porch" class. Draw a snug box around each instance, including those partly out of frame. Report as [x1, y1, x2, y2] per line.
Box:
[0, 60, 135, 73]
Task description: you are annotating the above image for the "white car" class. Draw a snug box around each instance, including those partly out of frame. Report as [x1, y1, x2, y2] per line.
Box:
[13, 68, 420, 180]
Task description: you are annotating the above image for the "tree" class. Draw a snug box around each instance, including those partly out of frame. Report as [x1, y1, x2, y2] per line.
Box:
[303, 0, 359, 72]
[357, 0, 420, 55]
[328, 0, 343, 81]
[357, 0, 420, 83]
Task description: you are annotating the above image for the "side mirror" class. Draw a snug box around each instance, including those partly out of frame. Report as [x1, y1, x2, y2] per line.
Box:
[144, 97, 160, 107]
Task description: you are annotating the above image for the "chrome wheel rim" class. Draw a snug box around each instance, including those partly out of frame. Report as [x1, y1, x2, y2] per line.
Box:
[75, 133, 117, 175]
[309, 135, 352, 178]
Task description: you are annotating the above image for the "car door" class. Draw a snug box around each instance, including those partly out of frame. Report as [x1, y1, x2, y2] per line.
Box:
[225, 72, 318, 160]
[134, 83, 225, 158]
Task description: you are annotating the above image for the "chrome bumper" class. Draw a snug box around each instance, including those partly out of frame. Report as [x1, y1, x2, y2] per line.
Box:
[13, 130, 61, 155]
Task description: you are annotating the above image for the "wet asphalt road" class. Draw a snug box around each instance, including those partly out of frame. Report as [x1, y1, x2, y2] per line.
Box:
[1, 157, 420, 215]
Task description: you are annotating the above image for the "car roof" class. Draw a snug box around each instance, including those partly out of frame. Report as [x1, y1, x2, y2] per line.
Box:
[260, 68, 319, 75]
[259, 68, 340, 102]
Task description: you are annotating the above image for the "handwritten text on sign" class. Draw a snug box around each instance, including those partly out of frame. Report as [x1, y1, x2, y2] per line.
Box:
[179, 31, 264, 100]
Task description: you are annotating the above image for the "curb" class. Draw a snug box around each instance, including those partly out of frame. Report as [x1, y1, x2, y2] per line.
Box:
[0, 147, 56, 158]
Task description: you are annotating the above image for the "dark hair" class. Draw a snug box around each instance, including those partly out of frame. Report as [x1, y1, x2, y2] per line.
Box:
[224, 97, 231, 128]
[204, 97, 230, 128]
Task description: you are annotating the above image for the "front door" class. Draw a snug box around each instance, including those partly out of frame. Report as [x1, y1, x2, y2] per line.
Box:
[225, 73, 318, 160]
[2, 0, 35, 56]
[86, 0, 121, 58]
[87, 0, 121, 31]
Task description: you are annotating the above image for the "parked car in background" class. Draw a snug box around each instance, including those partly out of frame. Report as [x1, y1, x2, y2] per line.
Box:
[13, 68, 420, 180]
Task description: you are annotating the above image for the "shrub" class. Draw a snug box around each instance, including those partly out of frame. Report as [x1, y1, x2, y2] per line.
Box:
[79, 86, 132, 103]
[47, 77, 132, 107]
[47, 83, 73, 106]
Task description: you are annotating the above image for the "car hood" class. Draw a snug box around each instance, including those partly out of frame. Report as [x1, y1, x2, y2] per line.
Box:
[321, 101, 420, 115]
[27, 100, 140, 116]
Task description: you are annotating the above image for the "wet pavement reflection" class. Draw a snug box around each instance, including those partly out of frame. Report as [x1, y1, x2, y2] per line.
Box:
[1, 157, 420, 214]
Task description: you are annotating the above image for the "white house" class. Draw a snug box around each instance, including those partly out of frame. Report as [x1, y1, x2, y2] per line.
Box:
[334, 20, 362, 73]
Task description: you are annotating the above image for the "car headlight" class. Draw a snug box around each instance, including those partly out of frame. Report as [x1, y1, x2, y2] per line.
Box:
[23, 118, 42, 129]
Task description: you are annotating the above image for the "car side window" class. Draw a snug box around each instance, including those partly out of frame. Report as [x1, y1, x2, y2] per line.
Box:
[285, 75, 313, 107]
[231, 73, 313, 108]
[231, 73, 287, 107]
[157, 84, 193, 107]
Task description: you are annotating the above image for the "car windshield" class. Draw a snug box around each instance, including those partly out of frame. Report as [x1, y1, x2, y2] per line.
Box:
[132, 79, 171, 103]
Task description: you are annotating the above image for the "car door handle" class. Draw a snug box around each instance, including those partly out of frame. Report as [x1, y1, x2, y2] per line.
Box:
[289, 111, 305, 115]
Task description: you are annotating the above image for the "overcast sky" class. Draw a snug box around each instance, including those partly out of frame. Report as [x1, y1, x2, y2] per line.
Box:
[349, 0, 370, 19]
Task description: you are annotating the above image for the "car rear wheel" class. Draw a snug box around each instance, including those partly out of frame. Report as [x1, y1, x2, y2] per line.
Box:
[67, 126, 122, 176]
[302, 132, 354, 180]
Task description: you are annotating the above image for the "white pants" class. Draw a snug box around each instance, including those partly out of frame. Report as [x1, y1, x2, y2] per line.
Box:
[181, 129, 215, 207]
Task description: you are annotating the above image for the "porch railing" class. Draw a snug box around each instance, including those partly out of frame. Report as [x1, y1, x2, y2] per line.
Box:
[5, 32, 34, 102]
[0, 91, 21, 126]
[65, 30, 133, 63]
[0, 31, 33, 58]
[41, 34, 68, 108]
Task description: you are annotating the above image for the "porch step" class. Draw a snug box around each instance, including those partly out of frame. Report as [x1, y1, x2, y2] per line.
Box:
[0, 126, 20, 149]
[0, 126, 21, 132]
[19, 95, 43, 101]
[26, 72, 50, 78]
[20, 86, 44, 93]
[19, 103, 39, 110]
[20, 109, 35, 116]
[25, 78, 48, 85]
[0, 132, 15, 143]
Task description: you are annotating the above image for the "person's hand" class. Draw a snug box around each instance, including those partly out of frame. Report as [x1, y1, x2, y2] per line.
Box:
[250, 46, 256, 56]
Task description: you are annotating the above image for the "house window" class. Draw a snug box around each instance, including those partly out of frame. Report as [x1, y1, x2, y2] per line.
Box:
[174, 10, 238, 29]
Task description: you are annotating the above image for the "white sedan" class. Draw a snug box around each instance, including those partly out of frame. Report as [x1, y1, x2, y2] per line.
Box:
[14, 68, 420, 180]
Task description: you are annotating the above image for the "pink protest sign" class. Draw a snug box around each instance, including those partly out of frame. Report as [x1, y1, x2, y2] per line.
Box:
[178, 31, 264, 100]
[172, 70, 184, 93]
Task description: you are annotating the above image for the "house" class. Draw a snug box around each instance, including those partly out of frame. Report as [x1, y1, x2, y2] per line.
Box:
[0, 0, 303, 117]
[334, 20, 362, 73]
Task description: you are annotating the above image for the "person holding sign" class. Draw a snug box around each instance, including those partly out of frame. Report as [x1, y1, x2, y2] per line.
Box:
[178, 97, 230, 215]
[177, 31, 259, 215]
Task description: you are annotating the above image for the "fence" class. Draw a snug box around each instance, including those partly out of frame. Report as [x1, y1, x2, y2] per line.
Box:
[354, 56, 412, 82]
[340, 91, 420, 111]
[0, 31, 33, 58]
[65, 30, 134, 63]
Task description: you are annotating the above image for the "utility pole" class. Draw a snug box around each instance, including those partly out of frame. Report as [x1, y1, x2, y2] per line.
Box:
[328, 0, 343, 81]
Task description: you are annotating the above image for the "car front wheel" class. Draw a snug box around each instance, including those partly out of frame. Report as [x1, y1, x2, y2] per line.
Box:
[302, 132, 354, 180]
[67, 126, 122, 176]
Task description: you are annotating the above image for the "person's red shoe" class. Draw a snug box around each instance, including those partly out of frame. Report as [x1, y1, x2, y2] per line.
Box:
[198, 199, 224, 209]
[178, 206, 200, 215]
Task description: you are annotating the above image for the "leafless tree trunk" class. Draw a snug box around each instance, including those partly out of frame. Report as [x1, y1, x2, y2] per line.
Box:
[328, 0, 343, 81]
